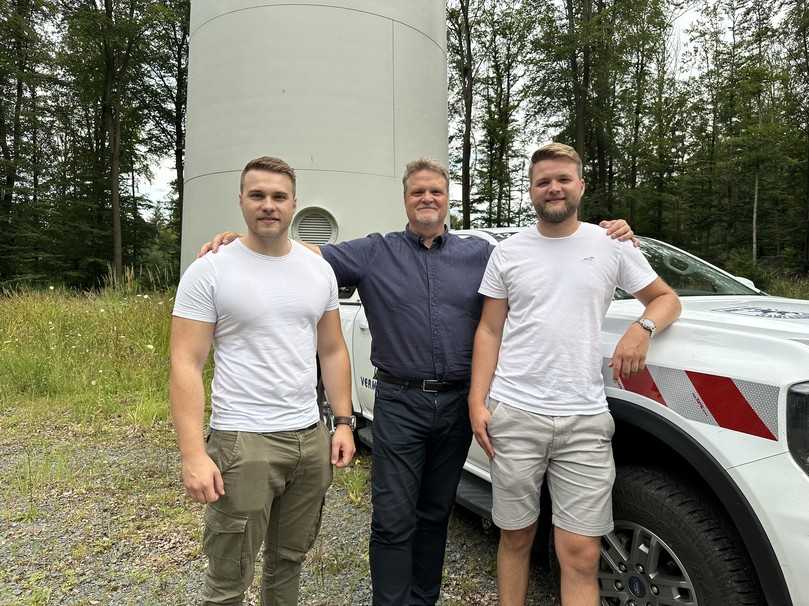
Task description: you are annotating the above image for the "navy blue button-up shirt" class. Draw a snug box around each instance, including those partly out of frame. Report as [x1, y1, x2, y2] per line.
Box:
[322, 228, 493, 382]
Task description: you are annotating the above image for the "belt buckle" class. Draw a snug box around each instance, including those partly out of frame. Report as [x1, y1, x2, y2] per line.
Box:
[422, 380, 440, 393]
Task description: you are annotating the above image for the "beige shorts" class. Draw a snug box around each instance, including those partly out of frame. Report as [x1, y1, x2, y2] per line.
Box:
[487, 398, 616, 536]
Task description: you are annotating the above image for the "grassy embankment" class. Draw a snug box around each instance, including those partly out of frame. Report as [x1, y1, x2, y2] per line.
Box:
[0, 282, 371, 501]
[766, 274, 809, 299]
[3, 274, 808, 427]
[0, 277, 807, 604]
[0, 284, 371, 605]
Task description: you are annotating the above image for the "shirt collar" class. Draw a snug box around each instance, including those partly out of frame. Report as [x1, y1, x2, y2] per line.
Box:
[404, 225, 449, 249]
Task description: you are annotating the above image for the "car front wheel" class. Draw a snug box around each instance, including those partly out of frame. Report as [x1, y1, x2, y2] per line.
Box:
[599, 465, 764, 606]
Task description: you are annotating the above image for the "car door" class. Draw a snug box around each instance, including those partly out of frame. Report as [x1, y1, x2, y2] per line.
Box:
[351, 304, 377, 420]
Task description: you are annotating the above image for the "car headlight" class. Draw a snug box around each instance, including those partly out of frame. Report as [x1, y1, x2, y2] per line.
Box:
[788, 381, 809, 475]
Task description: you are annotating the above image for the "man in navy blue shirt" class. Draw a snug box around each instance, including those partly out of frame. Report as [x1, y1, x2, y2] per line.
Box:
[317, 160, 492, 606]
[200, 158, 633, 605]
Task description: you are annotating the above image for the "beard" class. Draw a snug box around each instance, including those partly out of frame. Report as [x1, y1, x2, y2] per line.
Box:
[534, 197, 579, 223]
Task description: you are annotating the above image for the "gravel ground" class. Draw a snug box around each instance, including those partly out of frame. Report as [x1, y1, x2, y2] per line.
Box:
[0, 403, 558, 605]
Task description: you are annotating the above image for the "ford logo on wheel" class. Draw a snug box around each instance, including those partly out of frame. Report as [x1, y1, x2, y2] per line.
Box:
[628, 576, 646, 597]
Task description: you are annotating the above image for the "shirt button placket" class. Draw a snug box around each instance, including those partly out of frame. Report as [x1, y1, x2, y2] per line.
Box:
[427, 249, 441, 381]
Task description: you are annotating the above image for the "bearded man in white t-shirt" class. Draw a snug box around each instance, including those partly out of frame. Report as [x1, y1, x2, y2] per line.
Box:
[468, 143, 681, 606]
[169, 156, 356, 605]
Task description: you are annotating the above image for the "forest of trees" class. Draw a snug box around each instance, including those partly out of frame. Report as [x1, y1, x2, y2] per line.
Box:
[0, 0, 187, 287]
[447, 0, 809, 280]
[1, 0, 808, 288]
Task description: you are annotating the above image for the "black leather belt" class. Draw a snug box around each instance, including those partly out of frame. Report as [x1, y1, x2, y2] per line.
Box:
[375, 370, 468, 393]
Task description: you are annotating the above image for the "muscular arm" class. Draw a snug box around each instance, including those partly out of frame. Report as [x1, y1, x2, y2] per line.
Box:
[197, 232, 323, 257]
[299, 241, 322, 256]
[317, 309, 355, 467]
[169, 316, 224, 502]
[610, 278, 681, 380]
[468, 297, 509, 458]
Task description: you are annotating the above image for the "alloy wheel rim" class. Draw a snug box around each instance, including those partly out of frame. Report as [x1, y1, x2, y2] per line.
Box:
[598, 521, 698, 606]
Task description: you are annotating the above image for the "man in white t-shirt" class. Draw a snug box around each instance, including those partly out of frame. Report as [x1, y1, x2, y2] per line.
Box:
[170, 156, 356, 605]
[468, 143, 681, 606]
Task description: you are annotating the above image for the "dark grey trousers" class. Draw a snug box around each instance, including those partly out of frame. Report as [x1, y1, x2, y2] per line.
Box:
[369, 380, 473, 606]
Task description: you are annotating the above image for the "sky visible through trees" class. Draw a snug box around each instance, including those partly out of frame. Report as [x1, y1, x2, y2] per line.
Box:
[1, 0, 808, 288]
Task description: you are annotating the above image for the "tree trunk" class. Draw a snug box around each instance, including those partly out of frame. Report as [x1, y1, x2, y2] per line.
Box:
[110, 107, 123, 276]
[566, 0, 587, 160]
[581, 0, 592, 164]
[805, 129, 809, 271]
[0, 94, 12, 223]
[30, 81, 38, 206]
[460, 0, 473, 228]
[629, 49, 646, 225]
[752, 168, 758, 264]
[173, 5, 189, 235]
[1, 0, 29, 223]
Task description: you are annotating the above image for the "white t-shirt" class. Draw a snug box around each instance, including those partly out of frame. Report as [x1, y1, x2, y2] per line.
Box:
[173, 239, 339, 431]
[478, 223, 657, 416]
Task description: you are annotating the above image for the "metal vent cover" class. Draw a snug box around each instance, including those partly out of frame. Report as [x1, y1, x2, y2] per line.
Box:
[292, 207, 338, 245]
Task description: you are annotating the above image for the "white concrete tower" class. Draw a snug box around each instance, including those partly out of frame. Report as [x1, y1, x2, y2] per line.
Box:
[181, 1, 448, 269]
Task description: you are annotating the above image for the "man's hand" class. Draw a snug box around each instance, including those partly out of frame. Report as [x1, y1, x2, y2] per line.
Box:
[182, 453, 225, 503]
[197, 231, 241, 258]
[609, 323, 651, 380]
[470, 402, 495, 459]
[331, 425, 356, 468]
[599, 219, 640, 247]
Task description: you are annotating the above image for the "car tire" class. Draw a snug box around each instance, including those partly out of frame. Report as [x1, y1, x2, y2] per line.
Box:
[598, 465, 764, 605]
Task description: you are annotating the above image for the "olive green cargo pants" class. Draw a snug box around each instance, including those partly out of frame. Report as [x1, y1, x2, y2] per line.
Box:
[201, 424, 332, 606]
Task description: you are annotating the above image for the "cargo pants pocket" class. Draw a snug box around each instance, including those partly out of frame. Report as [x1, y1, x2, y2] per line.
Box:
[203, 506, 248, 580]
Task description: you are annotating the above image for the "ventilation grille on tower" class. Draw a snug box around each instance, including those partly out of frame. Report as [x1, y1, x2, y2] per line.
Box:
[292, 207, 338, 245]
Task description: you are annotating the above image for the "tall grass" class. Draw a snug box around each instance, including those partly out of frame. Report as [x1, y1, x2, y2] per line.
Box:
[767, 274, 809, 299]
[0, 284, 204, 427]
[1, 271, 807, 429]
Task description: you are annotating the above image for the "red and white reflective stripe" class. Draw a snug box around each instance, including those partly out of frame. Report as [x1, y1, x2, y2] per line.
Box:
[605, 362, 778, 441]
[616, 367, 666, 407]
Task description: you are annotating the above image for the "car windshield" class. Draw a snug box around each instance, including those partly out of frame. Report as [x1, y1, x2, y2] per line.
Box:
[614, 238, 761, 299]
[460, 230, 760, 299]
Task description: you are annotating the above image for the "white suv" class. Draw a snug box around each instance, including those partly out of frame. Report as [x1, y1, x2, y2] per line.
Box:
[333, 228, 809, 606]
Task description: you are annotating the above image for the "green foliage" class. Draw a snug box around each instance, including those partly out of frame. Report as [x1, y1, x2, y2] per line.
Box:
[0, 287, 196, 426]
[333, 456, 371, 508]
[0, 0, 188, 287]
[1, 0, 807, 280]
[447, 0, 809, 274]
[766, 274, 809, 299]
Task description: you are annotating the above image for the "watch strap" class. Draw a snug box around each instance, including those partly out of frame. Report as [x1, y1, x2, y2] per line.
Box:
[332, 415, 356, 429]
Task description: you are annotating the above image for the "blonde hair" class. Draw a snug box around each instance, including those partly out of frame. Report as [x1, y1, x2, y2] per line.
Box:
[529, 143, 583, 180]
[240, 156, 296, 194]
[402, 158, 449, 194]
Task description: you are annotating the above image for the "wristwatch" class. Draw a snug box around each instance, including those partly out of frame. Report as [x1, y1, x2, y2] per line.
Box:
[635, 317, 656, 338]
[330, 415, 357, 431]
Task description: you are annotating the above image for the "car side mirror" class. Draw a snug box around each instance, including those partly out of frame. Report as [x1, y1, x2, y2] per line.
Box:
[735, 276, 756, 290]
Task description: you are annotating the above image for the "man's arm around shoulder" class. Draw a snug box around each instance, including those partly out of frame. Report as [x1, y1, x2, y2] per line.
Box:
[299, 241, 322, 256]
[469, 296, 509, 459]
[610, 278, 681, 380]
[317, 310, 355, 468]
[170, 316, 224, 503]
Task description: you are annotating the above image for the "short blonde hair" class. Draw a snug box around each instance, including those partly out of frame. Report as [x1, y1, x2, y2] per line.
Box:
[402, 158, 449, 194]
[529, 143, 583, 180]
[240, 156, 296, 194]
